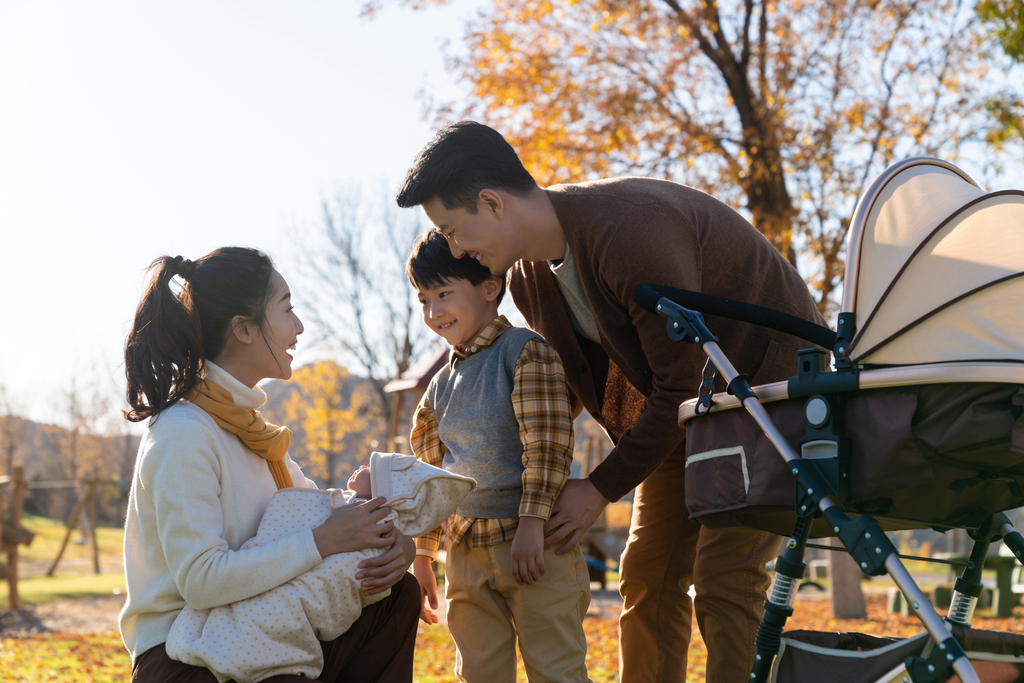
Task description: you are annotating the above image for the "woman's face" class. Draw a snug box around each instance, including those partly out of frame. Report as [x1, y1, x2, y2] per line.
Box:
[252, 270, 304, 381]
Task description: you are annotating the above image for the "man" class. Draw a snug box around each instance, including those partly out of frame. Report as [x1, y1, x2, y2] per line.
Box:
[397, 121, 824, 683]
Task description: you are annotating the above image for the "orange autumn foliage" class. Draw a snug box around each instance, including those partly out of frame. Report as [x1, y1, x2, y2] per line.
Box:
[382, 0, 1017, 314]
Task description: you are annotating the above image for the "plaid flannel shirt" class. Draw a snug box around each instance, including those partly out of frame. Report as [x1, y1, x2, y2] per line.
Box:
[412, 316, 574, 557]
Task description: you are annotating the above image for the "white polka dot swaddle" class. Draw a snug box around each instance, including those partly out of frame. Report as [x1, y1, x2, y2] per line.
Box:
[165, 452, 475, 683]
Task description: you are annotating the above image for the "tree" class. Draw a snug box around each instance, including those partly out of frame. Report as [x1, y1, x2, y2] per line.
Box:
[283, 361, 380, 487]
[293, 186, 431, 412]
[978, 0, 1024, 62]
[977, 0, 1024, 154]
[52, 376, 119, 526]
[389, 0, 1022, 313]
[0, 384, 21, 477]
[60, 378, 112, 484]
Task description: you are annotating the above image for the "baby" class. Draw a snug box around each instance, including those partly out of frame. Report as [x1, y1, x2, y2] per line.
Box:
[165, 451, 475, 683]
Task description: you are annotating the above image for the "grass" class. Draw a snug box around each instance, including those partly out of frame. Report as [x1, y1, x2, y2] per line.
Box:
[0, 514, 130, 680]
[13, 513, 123, 567]
[2, 513, 125, 607]
[0, 573, 126, 606]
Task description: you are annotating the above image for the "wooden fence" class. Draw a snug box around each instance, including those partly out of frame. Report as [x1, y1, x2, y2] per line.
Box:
[0, 466, 33, 609]
[1, 469, 121, 610]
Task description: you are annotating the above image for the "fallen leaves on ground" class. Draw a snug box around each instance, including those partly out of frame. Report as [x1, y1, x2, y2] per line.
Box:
[413, 595, 1024, 683]
[4, 595, 1024, 681]
[0, 632, 128, 682]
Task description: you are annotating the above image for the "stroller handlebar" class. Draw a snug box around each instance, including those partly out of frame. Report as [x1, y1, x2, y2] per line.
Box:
[633, 283, 837, 350]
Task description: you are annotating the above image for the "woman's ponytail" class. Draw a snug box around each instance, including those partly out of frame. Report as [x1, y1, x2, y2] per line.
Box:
[124, 256, 204, 422]
[123, 247, 274, 422]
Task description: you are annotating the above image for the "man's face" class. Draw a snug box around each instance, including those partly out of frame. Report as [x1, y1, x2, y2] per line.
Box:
[422, 194, 517, 275]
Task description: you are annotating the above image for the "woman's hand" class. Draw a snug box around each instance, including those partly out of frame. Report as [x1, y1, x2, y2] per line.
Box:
[356, 529, 416, 595]
[312, 496, 395, 559]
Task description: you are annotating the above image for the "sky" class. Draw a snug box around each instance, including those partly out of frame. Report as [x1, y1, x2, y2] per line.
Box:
[2, 2, 1021, 427]
[0, 1, 483, 424]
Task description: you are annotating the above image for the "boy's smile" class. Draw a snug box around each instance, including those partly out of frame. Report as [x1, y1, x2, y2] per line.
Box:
[417, 275, 503, 349]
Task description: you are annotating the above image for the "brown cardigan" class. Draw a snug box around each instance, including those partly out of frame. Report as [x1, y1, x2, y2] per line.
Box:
[510, 177, 825, 502]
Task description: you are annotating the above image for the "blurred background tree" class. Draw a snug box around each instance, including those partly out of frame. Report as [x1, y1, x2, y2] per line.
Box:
[0, 384, 21, 477]
[977, 0, 1024, 157]
[283, 360, 380, 487]
[379, 0, 1023, 314]
[293, 185, 432, 414]
[978, 0, 1024, 61]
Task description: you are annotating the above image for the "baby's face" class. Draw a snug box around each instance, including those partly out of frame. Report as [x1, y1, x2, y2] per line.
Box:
[348, 466, 372, 499]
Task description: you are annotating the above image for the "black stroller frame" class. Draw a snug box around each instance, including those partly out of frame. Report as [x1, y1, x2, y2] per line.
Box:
[633, 158, 1024, 683]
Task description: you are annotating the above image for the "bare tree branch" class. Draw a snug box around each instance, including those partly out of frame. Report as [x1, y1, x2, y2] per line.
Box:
[292, 184, 431, 413]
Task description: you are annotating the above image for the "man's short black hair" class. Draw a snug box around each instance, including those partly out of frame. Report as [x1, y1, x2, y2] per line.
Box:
[396, 121, 537, 214]
[406, 230, 507, 304]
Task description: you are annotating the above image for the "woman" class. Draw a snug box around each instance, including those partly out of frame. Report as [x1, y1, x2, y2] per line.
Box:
[120, 247, 420, 682]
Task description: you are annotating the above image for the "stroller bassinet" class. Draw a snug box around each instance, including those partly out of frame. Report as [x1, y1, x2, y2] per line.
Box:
[634, 158, 1024, 683]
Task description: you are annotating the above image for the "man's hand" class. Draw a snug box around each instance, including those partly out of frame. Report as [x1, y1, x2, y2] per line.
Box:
[543, 478, 609, 555]
[510, 517, 545, 585]
[412, 555, 440, 624]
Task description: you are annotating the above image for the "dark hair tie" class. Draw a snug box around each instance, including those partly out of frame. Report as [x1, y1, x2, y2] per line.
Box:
[172, 255, 197, 279]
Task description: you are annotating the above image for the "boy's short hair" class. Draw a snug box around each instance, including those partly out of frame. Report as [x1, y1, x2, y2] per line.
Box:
[406, 230, 507, 305]
[396, 121, 537, 214]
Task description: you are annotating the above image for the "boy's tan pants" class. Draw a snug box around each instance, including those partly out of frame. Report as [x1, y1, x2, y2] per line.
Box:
[445, 536, 592, 683]
[618, 445, 779, 683]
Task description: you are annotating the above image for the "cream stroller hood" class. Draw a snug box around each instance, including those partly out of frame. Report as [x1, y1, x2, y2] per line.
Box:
[369, 451, 476, 536]
[841, 159, 1024, 366]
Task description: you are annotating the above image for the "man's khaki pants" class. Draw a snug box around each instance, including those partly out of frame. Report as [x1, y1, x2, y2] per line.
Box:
[618, 444, 779, 683]
[445, 537, 592, 683]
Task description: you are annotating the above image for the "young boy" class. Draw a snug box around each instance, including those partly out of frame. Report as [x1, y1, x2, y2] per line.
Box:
[406, 230, 591, 683]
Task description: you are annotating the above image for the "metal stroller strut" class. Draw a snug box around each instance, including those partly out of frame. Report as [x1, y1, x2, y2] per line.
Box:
[634, 286, 982, 683]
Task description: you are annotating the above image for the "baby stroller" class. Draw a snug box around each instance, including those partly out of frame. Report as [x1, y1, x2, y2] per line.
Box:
[634, 157, 1024, 683]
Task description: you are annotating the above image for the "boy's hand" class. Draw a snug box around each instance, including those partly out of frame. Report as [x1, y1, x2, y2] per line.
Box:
[412, 555, 440, 625]
[510, 516, 546, 585]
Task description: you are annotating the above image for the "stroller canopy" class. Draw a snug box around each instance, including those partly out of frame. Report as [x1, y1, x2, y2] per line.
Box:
[842, 159, 1024, 366]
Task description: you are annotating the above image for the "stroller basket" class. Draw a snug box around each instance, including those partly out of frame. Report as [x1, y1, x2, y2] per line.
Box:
[772, 627, 1024, 683]
[683, 375, 1024, 536]
[636, 158, 1024, 683]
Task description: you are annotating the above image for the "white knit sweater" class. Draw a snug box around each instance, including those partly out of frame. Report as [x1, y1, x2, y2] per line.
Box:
[119, 361, 321, 666]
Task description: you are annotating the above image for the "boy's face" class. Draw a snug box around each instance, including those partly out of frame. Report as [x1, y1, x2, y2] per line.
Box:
[416, 275, 502, 349]
[423, 193, 518, 276]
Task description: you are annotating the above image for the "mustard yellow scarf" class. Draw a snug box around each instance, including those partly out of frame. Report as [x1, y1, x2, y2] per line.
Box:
[186, 378, 294, 490]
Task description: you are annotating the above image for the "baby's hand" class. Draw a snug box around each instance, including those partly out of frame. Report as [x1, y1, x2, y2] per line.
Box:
[510, 517, 546, 586]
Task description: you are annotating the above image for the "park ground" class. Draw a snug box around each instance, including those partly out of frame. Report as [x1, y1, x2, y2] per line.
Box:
[4, 515, 1024, 682]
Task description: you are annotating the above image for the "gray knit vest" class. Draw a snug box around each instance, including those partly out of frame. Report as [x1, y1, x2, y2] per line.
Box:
[426, 326, 541, 519]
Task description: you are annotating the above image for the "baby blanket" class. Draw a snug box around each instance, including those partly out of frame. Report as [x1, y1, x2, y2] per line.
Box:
[165, 452, 475, 682]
